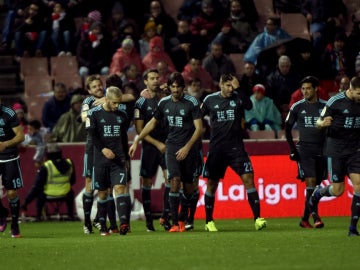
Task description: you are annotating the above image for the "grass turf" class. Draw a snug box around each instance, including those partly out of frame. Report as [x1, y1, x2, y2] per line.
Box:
[1, 217, 359, 270]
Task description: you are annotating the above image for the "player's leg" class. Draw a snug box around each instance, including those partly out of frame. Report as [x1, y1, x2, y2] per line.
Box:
[159, 170, 171, 230]
[106, 188, 118, 233]
[82, 152, 95, 233]
[142, 177, 155, 231]
[348, 152, 360, 236]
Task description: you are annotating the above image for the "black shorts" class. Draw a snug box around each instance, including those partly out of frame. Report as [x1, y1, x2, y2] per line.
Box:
[194, 147, 204, 178]
[203, 149, 253, 180]
[328, 151, 360, 183]
[0, 159, 23, 190]
[166, 144, 197, 183]
[92, 161, 127, 191]
[140, 143, 166, 178]
[297, 149, 327, 184]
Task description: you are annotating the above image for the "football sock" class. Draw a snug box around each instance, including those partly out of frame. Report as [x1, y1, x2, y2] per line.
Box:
[0, 200, 7, 216]
[188, 189, 199, 222]
[303, 187, 314, 221]
[116, 194, 129, 225]
[162, 184, 171, 219]
[179, 192, 190, 221]
[9, 196, 20, 227]
[204, 191, 215, 223]
[142, 186, 152, 223]
[82, 192, 94, 225]
[107, 194, 117, 228]
[247, 188, 260, 220]
[125, 193, 131, 224]
[350, 192, 360, 228]
[169, 192, 180, 225]
[97, 199, 108, 228]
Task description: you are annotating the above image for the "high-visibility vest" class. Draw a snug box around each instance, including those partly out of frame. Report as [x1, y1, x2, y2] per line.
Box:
[43, 159, 73, 197]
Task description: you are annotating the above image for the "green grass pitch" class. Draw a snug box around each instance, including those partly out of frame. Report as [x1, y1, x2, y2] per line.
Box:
[1, 217, 359, 270]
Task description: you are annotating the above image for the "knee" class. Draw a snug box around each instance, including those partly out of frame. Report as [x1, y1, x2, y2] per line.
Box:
[6, 189, 17, 200]
[331, 184, 345, 196]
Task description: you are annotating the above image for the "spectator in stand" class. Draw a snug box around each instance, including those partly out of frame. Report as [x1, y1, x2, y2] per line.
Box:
[12, 102, 28, 134]
[245, 84, 281, 132]
[185, 78, 209, 103]
[120, 64, 144, 91]
[143, 0, 177, 41]
[239, 61, 266, 97]
[14, 1, 50, 60]
[189, 0, 223, 58]
[338, 75, 350, 93]
[345, 10, 360, 77]
[182, 57, 215, 93]
[50, 1, 76, 56]
[202, 42, 236, 86]
[321, 32, 349, 81]
[157, 60, 172, 86]
[109, 36, 143, 77]
[138, 19, 157, 59]
[212, 0, 258, 54]
[167, 18, 201, 72]
[77, 21, 111, 78]
[243, 16, 291, 65]
[266, 55, 301, 125]
[257, 43, 289, 77]
[49, 94, 86, 143]
[301, 0, 347, 54]
[142, 36, 176, 73]
[42, 82, 71, 131]
[76, 9, 102, 42]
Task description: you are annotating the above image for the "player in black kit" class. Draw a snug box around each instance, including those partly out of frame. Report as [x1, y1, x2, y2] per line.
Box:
[129, 72, 203, 233]
[285, 76, 327, 229]
[309, 76, 360, 236]
[201, 74, 267, 232]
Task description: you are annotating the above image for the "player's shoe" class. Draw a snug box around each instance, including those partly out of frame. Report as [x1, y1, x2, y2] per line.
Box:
[11, 225, 21, 238]
[0, 208, 9, 232]
[169, 225, 180, 232]
[92, 220, 101, 231]
[314, 218, 324, 229]
[185, 222, 194, 231]
[108, 226, 119, 234]
[299, 220, 313, 228]
[120, 224, 130, 235]
[308, 185, 321, 214]
[205, 221, 218, 232]
[178, 221, 186, 232]
[348, 227, 359, 237]
[255, 217, 267, 230]
[159, 217, 171, 231]
[83, 223, 94, 234]
[146, 222, 155, 232]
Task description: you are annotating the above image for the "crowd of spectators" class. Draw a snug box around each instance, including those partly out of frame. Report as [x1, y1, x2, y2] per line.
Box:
[1, 0, 360, 133]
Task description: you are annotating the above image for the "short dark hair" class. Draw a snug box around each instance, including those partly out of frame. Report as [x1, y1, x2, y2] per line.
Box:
[143, 68, 159, 80]
[300, 76, 319, 88]
[106, 74, 123, 89]
[220, 74, 233, 83]
[28, 120, 41, 130]
[167, 72, 185, 88]
[350, 76, 360, 89]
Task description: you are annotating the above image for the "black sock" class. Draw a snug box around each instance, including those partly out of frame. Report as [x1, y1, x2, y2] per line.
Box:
[247, 188, 260, 220]
[82, 192, 93, 225]
[169, 192, 180, 225]
[350, 192, 360, 228]
[303, 187, 314, 221]
[116, 195, 129, 225]
[205, 191, 215, 223]
[107, 194, 117, 228]
[9, 196, 20, 227]
[142, 186, 152, 223]
[188, 189, 199, 223]
[125, 194, 131, 225]
[97, 199, 108, 229]
[162, 184, 170, 219]
[0, 200, 7, 216]
[179, 192, 190, 222]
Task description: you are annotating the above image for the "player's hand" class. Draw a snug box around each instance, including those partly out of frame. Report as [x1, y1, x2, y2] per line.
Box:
[231, 76, 240, 89]
[156, 142, 166, 154]
[322, 116, 333, 127]
[290, 149, 300, 161]
[102, 148, 115, 159]
[93, 96, 106, 106]
[176, 146, 190, 161]
[129, 143, 138, 158]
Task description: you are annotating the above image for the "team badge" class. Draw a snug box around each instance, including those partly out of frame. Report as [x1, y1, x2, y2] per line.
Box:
[230, 101, 236, 107]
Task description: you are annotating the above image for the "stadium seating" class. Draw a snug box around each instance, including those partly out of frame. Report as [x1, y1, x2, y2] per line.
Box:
[54, 74, 83, 91]
[20, 57, 49, 80]
[229, 53, 245, 76]
[280, 13, 310, 40]
[24, 75, 53, 98]
[254, 0, 275, 29]
[50, 56, 79, 77]
[25, 95, 50, 121]
[247, 130, 276, 140]
[277, 129, 299, 140]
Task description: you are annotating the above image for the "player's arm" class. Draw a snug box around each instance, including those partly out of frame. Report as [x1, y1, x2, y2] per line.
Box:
[316, 106, 333, 128]
[129, 117, 159, 157]
[176, 118, 203, 161]
[0, 125, 25, 152]
[135, 119, 165, 153]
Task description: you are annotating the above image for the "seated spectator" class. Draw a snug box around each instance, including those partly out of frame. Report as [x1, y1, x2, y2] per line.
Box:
[257, 43, 289, 77]
[212, 0, 258, 54]
[75, 9, 102, 43]
[142, 36, 176, 72]
[14, 1, 50, 60]
[12, 102, 28, 134]
[182, 57, 215, 92]
[244, 16, 291, 65]
[22, 119, 46, 168]
[50, 1, 76, 56]
[138, 19, 157, 58]
[109, 36, 143, 76]
[337, 75, 350, 93]
[345, 10, 360, 77]
[167, 18, 201, 72]
[239, 61, 266, 97]
[42, 82, 71, 131]
[202, 42, 236, 86]
[266, 55, 301, 123]
[185, 78, 208, 102]
[120, 64, 144, 91]
[21, 143, 76, 221]
[49, 94, 86, 143]
[157, 60, 172, 86]
[77, 21, 111, 78]
[245, 84, 282, 131]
